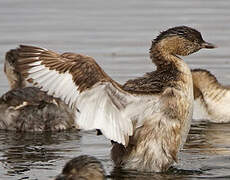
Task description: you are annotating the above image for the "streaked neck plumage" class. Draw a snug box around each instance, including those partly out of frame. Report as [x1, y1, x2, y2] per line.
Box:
[192, 69, 224, 99]
[150, 38, 193, 92]
[150, 37, 194, 146]
[150, 40, 178, 68]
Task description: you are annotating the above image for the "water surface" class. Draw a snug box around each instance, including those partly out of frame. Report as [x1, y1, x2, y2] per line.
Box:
[1, 0, 230, 179]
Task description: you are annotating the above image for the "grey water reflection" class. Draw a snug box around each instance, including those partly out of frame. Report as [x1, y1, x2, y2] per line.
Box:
[0, 130, 111, 179]
[1, 122, 230, 179]
[185, 121, 230, 155]
[0, 130, 81, 177]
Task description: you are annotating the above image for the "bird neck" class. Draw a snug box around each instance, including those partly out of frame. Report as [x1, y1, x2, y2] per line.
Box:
[150, 43, 184, 72]
[192, 70, 224, 96]
[150, 41, 193, 93]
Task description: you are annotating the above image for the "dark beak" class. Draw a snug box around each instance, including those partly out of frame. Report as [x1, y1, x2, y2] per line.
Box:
[201, 42, 217, 49]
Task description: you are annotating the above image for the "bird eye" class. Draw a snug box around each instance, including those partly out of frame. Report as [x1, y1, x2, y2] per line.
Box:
[193, 39, 199, 43]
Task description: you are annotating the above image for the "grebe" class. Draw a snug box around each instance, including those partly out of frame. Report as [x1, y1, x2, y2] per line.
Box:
[0, 51, 76, 131]
[192, 69, 230, 123]
[55, 155, 106, 180]
[11, 26, 215, 172]
[0, 87, 76, 131]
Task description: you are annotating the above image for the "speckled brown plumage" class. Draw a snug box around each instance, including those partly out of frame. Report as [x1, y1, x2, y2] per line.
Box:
[1, 86, 54, 107]
[0, 87, 76, 131]
[123, 61, 181, 94]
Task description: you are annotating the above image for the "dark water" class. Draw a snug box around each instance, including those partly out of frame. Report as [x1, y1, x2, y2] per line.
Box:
[1, 0, 230, 179]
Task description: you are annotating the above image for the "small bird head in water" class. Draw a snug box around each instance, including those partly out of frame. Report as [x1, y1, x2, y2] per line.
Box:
[55, 155, 106, 180]
[150, 26, 216, 56]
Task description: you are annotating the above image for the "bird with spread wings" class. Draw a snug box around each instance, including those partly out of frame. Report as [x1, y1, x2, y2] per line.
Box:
[14, 45, 158, 146]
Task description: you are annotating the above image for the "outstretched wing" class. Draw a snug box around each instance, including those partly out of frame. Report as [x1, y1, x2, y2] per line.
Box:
[13, 45, 138, 145]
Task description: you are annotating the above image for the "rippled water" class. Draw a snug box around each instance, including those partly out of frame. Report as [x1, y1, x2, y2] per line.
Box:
[1, 0, 230, 179]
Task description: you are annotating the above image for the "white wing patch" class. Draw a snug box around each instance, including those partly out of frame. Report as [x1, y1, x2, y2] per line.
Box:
[28, 61, 79, 105]
[75, 84, 134, 145]
[26, 61, 137, 145]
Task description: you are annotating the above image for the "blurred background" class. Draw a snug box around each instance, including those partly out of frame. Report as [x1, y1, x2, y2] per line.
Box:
[0, 0, 230, 179]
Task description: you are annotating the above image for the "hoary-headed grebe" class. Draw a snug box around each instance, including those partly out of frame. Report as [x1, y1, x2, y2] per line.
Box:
[0, 51, 76, 131]
[55, 155, 106, 180]
[192, 69, 230, 123]
[11, 26, 215, 172]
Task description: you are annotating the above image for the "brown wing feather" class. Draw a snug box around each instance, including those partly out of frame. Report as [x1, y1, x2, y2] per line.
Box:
[11, 45, 136, 145]
[15, 45, 119, 93]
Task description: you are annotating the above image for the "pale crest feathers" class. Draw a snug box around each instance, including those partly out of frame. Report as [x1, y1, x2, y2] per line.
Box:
[15, 45, 159, 145]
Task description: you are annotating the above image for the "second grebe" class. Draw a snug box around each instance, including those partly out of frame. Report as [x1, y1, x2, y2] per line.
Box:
[192, 69, 230, 123]
[55, 155, 106, 180]
[0, 51, 76, 131]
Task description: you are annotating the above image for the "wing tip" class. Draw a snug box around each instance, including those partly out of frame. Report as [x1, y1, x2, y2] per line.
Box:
[18, 44, 47, 51]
